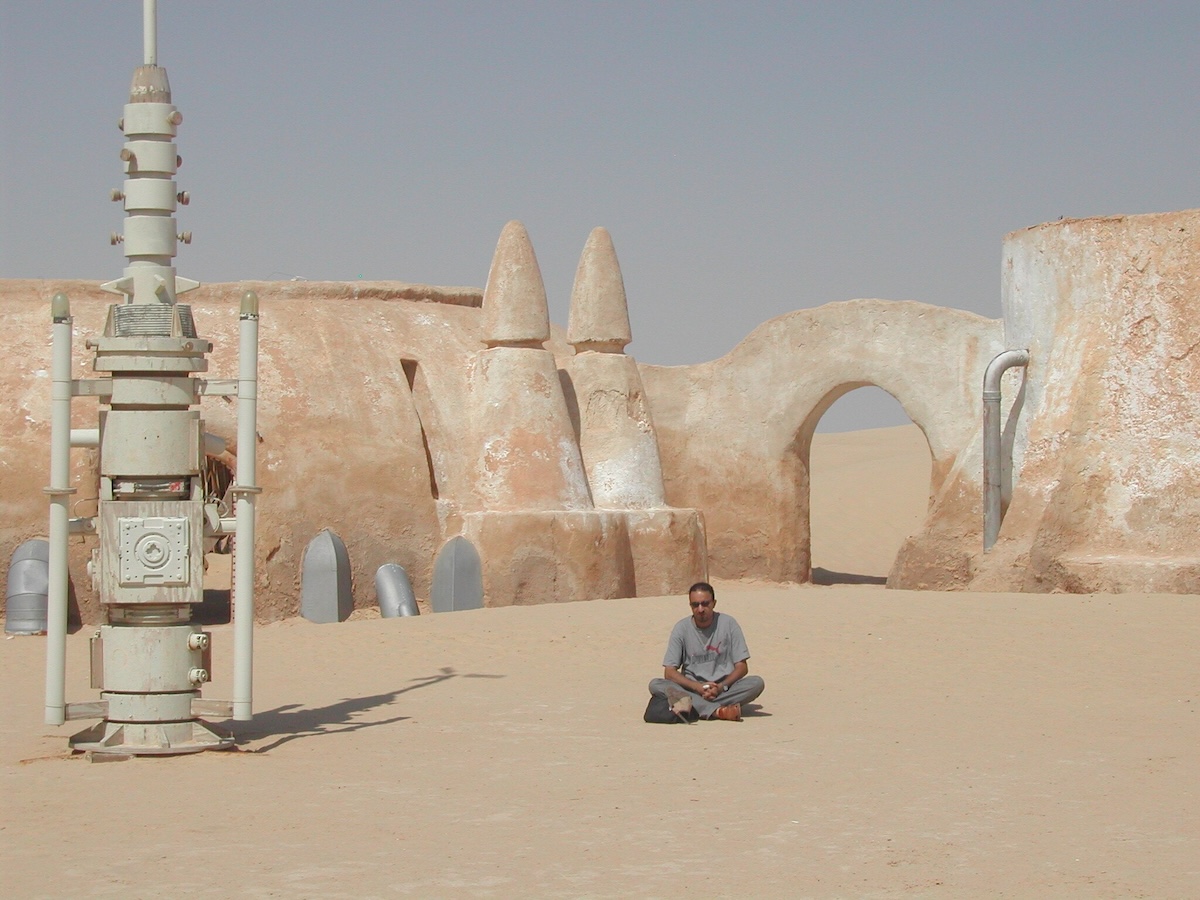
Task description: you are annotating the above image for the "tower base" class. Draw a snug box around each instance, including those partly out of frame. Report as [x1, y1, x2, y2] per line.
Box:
[69, 718, 234, 756]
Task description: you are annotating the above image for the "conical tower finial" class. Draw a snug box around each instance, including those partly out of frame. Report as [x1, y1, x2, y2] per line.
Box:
[567, 227, 632, 353]
[482, 220, 550, 347]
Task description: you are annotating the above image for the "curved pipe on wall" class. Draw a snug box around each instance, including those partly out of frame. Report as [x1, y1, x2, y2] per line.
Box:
[983, 349, 1029, 551]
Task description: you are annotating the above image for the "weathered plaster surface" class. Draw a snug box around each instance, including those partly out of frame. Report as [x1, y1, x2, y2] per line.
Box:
[1, 279, 490, 621]
[971, 210, 1200, 592]
[5, 209, 1200, 619]
[641, 299, 1003, 584]
[564, 351, 666, 509]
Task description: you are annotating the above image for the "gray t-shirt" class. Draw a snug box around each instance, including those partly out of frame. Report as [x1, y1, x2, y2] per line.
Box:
[662, 612, 751, 683]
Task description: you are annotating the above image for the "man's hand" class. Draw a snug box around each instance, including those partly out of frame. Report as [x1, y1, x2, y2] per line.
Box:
[698, 682, 721, 702]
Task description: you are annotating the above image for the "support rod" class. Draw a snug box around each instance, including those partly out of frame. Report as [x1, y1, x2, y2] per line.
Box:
[143, 0, 157, 66]
[44, 294, 74, 726]
[983, 349, 1030, 551]
[232, 291, 260, 721]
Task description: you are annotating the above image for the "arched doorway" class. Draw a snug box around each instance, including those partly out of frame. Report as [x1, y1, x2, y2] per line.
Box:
[807, 387, 932, 585]
[641, 298, 1001, 585]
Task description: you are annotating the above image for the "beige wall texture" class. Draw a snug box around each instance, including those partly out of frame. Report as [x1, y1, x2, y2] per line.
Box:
[643, 299, 1004, 587]
[969, 209, 1200, 592]
[4, 209, 1199, 621]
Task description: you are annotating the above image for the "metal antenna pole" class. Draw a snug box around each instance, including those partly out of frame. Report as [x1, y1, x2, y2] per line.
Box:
[144, 0, 157, 66]
[44, 294, 74, 726]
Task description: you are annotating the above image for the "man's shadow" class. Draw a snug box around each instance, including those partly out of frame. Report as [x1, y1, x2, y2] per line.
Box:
[230, 666, 504, 753]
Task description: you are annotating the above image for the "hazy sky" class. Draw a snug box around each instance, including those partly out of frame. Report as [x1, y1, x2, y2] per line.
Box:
[3, 2, 1198, 431]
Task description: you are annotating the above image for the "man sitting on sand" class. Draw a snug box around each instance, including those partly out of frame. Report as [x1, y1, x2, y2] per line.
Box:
[644, 582, 765, 723]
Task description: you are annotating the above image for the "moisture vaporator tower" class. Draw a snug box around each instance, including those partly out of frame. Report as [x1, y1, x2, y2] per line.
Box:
[44, 0, 261, 755]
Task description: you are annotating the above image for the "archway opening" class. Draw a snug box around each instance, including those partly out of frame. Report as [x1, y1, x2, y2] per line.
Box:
[808, 387, 932, 585]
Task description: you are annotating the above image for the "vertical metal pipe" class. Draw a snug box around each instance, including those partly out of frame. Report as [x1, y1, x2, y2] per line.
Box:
[143, 0, 157, 66]
[983, 391, 1001, 547]
[232, 291, 260, 721]
[983, 349, 1030, 551]
[44, 294, 74, 726]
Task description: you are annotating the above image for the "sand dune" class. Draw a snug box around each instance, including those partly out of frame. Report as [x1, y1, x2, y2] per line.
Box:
[3, 425, 1197, 898]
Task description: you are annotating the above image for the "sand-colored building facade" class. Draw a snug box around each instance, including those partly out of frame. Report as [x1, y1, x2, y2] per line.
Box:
[3, 208, 1199, 620]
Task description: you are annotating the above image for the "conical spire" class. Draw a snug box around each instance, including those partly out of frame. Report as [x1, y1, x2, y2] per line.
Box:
[567, 227, 632, 353]
[481, 220, 550, 347]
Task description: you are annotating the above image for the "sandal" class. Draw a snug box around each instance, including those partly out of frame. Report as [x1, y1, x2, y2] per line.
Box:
[714, 703, 742, 722]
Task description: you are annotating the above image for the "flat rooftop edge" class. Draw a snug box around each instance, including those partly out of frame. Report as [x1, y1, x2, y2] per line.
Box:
[0, 279, 484, 309]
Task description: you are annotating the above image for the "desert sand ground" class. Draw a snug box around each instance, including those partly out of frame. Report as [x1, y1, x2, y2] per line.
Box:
[2, 426, 1197, 898]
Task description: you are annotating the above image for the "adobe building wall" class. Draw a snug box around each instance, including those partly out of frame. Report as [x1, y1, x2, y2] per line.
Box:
[0, 247, 705, 621]
[5, 208, 1200, 621]
[640, 300, 1004, 585]
[969, 209, 1200, 592]
[1, 278, 491, 622]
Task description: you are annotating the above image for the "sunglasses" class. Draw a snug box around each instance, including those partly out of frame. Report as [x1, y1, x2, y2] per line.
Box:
[689, 599, 714, 609]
